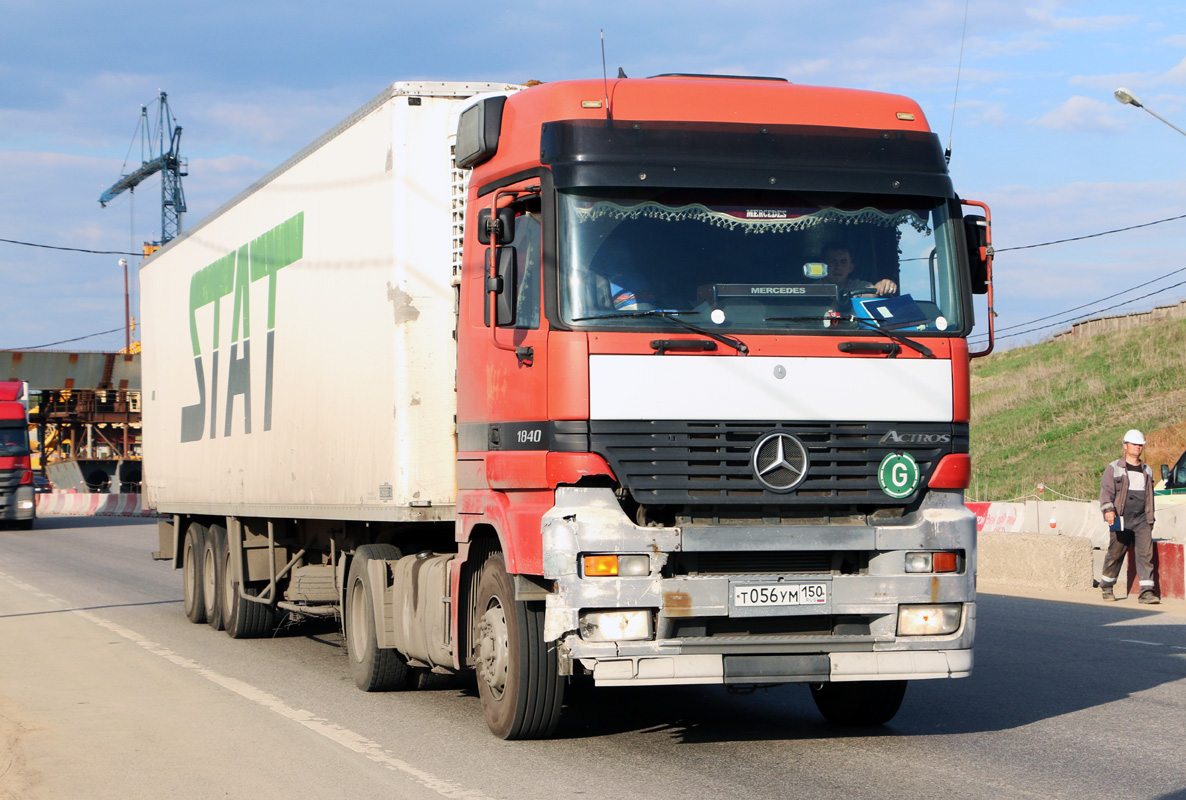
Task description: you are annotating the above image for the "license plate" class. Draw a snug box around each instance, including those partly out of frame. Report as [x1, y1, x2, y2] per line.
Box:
[733, 583, 828, 607]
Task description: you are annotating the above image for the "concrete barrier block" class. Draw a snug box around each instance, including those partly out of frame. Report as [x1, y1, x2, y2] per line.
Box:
[978, 531, 1094, 592]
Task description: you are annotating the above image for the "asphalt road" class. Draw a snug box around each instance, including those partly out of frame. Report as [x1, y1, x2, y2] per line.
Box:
[2, 516, 1186, 800]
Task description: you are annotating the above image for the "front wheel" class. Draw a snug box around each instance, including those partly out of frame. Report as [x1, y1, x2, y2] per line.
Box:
[810, 680, 907, 726]
[474, 554, 564, 739]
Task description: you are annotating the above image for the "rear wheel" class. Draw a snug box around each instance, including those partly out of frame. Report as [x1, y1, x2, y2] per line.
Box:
[810, 680, 908, 726]
[222, 544, 273, 639]
[347, 544, 409, 691]
[182, 523, 207, 624]
[202, 525, 226, 631]
[474, 554, 564, 739]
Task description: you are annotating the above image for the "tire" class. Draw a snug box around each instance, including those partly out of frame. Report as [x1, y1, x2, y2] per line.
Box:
[473, 554, 564, 739]
[202, 525, 226, 631]
[810, 680, 908, 726]
[182, 523, 207, 624]
[16, 517, 34, 531]
[347, 544, 409, 691]
[222, 543, 273, 639]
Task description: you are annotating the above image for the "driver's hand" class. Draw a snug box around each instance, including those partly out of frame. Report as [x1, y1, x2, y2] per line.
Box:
[873, 279, 898, 296]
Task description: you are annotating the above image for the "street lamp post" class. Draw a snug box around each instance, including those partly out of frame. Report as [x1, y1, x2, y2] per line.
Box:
[1114, 88, 1186, 138]
[119, 257, 130, 353]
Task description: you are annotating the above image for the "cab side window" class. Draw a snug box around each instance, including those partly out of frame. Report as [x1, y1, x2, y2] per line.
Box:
[511, 205, 541, 329]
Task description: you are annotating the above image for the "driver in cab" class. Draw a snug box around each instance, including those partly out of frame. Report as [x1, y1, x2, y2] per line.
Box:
[823, 244, 897, 298]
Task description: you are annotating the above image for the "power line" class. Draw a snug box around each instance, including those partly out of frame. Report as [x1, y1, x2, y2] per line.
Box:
[0, 237, 141, 257]
[971, 277, 1186, 344]
[995, 212, 1186, 253]
[987, 265, 1186, 336]
[12, 327, 126, 351]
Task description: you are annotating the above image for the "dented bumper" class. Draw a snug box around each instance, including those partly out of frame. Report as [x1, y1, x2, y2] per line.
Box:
[541, 487, 976, 686]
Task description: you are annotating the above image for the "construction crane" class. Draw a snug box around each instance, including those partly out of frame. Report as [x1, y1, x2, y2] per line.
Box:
[99, 91, 187, 246]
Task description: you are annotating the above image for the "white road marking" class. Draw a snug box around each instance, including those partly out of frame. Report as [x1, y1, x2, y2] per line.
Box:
[1119, 639, 1164, 647]
[0, 571, 494, 800]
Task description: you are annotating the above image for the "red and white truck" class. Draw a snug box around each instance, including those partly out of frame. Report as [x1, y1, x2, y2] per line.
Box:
[143, 75, 994, 739]
[0, 380, 36, 529]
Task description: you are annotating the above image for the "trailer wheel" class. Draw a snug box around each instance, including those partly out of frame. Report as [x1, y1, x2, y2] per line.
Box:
[810, 680, 908, 726]
[222, 546, 273, 639]
[183, 523, 207, 624]
[202, 525, 226, 631]
[346, 544, 409, 691]
[474, 554, 564, 739]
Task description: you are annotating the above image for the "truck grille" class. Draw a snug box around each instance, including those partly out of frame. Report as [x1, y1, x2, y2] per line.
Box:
[668, 551, 838, 575]
[586, 420, 965, 507]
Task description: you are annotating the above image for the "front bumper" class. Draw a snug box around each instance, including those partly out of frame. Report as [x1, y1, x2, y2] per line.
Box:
[0, 484, 36, 522]
[541, 487, 976, 686]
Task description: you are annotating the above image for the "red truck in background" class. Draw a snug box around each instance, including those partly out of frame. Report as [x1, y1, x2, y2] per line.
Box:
[143, 75, 995, 740]
[0, 380, 36, 529]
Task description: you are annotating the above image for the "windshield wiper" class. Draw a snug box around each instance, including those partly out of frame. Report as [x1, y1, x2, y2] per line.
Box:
[849, 316, 934, 359]
[572, 309, 749, 354]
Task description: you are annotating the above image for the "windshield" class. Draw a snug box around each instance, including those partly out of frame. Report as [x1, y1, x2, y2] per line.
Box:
[0, 423, 30, 455]
[558, 189, 965, 334]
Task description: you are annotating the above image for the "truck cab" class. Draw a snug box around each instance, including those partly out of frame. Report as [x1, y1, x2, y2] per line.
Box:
[453, 76, 992, 736]
[0, 381, 36, 529]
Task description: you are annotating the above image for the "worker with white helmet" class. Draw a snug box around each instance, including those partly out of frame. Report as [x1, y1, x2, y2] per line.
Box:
[1098, 429, 1159, 603]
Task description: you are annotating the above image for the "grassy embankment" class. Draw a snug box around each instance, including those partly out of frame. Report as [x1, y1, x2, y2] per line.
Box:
[969, 316, 1186, 502]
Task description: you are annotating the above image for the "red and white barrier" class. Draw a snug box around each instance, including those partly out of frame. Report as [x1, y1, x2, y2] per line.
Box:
[36, 491, 157, 518]
[967, 502, 1026, 533]
[1126, 541, 1185, 601]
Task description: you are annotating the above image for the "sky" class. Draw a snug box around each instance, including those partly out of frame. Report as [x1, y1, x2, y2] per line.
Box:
[3, 0, 1186, 353]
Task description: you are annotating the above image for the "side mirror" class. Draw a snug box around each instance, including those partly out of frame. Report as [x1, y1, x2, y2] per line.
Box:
[477, 207, 516, 245]
[964, 214, 989, 295]
[1162, 464, 1170, 483]
[484, 246, 517, 327]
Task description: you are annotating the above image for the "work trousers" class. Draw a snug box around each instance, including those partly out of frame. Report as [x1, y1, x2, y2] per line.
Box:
[1100, 514, 1156, 590]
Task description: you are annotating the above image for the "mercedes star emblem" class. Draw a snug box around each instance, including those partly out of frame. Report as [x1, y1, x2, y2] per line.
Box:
[751, 432, 809, 492]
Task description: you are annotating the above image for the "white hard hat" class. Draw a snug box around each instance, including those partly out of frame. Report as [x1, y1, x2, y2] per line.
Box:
[1123, 429, 1146, 445]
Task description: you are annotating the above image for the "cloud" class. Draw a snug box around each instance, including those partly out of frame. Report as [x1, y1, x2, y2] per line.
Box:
[1035, 96, 1128, 133]
[1024, 8, 1139, 33]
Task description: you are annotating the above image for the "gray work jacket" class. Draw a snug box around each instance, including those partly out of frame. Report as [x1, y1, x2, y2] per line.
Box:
[1099, 458, 1156, 527]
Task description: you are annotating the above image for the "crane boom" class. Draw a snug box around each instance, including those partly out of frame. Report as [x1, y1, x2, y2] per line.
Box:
[99, 91, 187, 245]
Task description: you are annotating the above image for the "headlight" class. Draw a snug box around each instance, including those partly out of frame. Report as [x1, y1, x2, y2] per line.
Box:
[580, 610, 653, 642]
[898, 604, 962, 636]
[905, 551, 959, 573]
[582, 554, 650, 577]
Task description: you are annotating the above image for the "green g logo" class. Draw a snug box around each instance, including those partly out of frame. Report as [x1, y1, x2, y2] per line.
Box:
[878, 452, 920, 499]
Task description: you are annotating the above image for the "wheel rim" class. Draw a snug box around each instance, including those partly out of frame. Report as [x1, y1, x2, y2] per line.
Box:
[203, 545, 216, 613]
[222, 550, 235, 620]
[184, 541, 198, 611]
[348, 577, 368, 664]
[476, 598, 509, 698]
